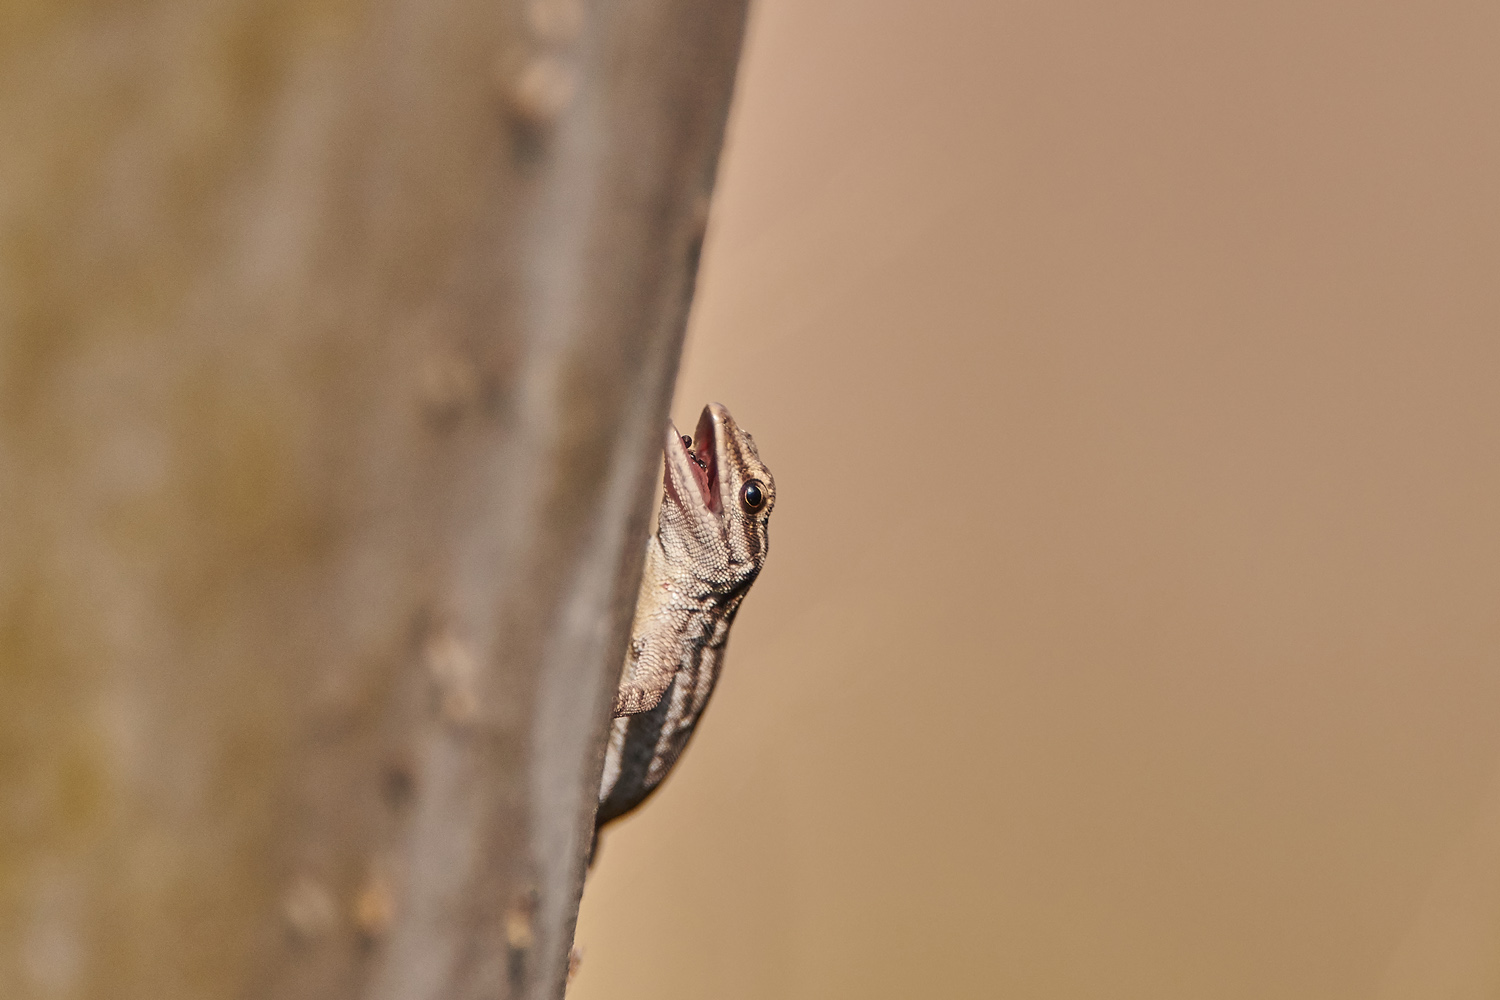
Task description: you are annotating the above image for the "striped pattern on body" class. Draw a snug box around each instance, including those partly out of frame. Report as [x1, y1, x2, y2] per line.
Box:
[597, 602, 740, 825]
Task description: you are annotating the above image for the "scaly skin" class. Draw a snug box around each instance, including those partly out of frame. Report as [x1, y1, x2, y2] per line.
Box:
[596, 403, 775, 830]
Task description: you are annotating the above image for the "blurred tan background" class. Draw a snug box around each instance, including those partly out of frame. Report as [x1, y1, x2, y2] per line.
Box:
[573, 2, 1500, 997]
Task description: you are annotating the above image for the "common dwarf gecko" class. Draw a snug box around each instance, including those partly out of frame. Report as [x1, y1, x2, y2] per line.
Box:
[595, 402, 776, 834]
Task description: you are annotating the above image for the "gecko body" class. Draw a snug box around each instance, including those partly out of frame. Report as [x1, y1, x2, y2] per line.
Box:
[596, 402, 775, 832]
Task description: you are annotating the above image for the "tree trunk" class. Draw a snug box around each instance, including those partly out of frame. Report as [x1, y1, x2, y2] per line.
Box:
[0, 1, 748, 997]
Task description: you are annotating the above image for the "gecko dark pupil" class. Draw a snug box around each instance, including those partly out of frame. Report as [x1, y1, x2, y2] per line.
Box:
[741, 481, 764, 510]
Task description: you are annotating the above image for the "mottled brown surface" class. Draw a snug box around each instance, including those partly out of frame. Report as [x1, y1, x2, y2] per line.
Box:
[0, 1, 747, 998]
[574, 2, 1500, 998]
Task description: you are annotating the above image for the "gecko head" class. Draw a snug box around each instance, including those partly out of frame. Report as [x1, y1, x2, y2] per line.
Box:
[660, 402, 775, 586]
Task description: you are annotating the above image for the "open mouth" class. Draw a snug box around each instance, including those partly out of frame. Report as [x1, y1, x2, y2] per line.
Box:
[669, 406, 721, 514]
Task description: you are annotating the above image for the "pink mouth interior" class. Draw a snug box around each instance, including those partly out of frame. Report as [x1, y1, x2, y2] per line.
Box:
[676, 408, 720, 514]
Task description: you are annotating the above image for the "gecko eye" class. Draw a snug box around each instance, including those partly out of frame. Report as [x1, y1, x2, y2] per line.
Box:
[740, 480, 765, 512]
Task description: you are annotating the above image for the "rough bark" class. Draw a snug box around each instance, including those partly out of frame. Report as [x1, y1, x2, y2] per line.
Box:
[0, 0, 748, 997]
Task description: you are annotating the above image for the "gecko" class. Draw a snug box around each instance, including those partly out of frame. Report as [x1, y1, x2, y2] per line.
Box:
[595, 402, 776, 836]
